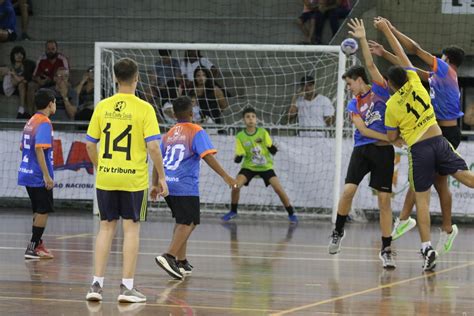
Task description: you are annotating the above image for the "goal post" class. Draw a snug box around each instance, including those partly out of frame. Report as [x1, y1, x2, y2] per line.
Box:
[94, 42, 348, 220]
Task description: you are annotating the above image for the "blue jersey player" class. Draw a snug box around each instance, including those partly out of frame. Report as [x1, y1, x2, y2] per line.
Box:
[153, 96, 237, 279]
[18, 89, 56, 259]
[328, 18, 403, 269]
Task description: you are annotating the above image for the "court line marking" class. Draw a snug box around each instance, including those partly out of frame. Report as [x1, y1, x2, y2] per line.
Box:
[56, 233, 92, 240]
[1, 232, 473, 255]
[270, 261, 474, 316]
[0, 295, 281, 313]
[0, 246, 469, 264]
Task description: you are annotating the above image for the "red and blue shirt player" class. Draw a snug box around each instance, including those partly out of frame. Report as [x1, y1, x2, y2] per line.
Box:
[18, 112, 54, 187]
[153, 96, 235, 279]
[429, 57, 462, 123]
[161, 122, 217, 197]
[17, 89, 56, 260]
[347, 80, 390, 147]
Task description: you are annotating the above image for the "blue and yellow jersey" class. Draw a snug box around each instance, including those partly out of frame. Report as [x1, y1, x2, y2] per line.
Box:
[385, 69, 437, 147]
[347, 81, 390, 147]
[429, 57, 463, 121]
[86, 93, 160, 191]
[160, 122, 216, 196]
[18, 113, 54, 187]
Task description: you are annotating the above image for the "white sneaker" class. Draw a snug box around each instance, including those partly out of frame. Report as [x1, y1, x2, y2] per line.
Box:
[391, 217, 416, 240]
[436, 224, 458, 255]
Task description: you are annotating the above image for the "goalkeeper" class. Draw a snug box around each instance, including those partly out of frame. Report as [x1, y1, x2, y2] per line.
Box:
[221, 107, 298, 223]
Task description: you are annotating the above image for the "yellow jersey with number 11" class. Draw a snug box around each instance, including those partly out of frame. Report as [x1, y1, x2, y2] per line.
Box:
[385, 69, 437, 147]
[86, 93, 160, 191]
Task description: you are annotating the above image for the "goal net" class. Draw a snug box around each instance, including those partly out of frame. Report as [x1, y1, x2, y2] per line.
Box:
[95, 43, 348, 219]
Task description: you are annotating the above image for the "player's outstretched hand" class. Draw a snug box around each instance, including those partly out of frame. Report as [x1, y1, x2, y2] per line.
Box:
[158, 178, 169, 198]
[150, 185, 160, 201]
[347, 18, 366, 39]
[373, 17, 389, 32]
[376, 16, 395, 30]
[43, 175, 54, 190]
[225, 176, 239, 189]
[368, 40, 385, 56]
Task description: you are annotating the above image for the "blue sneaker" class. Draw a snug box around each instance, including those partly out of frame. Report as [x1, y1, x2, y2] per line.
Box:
[288, 214, 298, 224]
[221, 211, 237, 222]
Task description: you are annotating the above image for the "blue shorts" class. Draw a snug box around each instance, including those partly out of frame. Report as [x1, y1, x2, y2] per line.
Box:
[96, 189, 148, 222]
[409, 136, 468, 192]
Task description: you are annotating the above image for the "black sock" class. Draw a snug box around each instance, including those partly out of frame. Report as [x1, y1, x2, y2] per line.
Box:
[231, 203, 238, 213]
[31, 226, 45, 248]
[382, 236, 392, 250]
[178, 259, 188, 264]
[335, 214, 348, 234]
[285, 205, 294, 216]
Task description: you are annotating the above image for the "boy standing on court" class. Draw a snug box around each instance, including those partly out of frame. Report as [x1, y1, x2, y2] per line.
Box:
[19, 89, 57, 259]
[85, 57, 168, 302]
[154, 96, 236, 280]
[221, 107, 298, 223]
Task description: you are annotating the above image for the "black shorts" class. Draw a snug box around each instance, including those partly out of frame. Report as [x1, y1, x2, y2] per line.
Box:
[165, 195, 200, 225]
[409, 136, 468, 192]
[96, 189, 148, 222]
[299, 11, 316, 23]
[440, 126, 461, 149]
[238, 168, 277, 187]
[26, 186, 54, 214]
[345, 144, 394, 193]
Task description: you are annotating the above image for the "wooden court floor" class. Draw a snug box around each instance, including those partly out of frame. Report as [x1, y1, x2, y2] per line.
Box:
[0, 209, 473, 315]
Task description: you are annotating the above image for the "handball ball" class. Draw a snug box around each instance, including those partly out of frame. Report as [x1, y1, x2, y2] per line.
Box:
[341, 38, 358, 56]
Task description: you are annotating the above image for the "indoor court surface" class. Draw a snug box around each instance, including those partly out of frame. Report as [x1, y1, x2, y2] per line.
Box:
[0, 209, 473, 315]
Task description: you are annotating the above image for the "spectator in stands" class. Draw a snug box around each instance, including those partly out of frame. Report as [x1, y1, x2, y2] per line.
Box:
[314, 0, 352, 44]
[154, 49, 182, 106]
[464, 89, 474, 139]
[1, 46, 35, 119]
[51, 67, 79, 120]
[288, 75, 334, 136]
[161, 79, 180, 124]
[181, 49, 220, 84]
[187, 90, 203, 123]
[297, 0, 317, 44]
[74, 65, 94, 121]
[194, 67, 228, 124]
[27, 40, 70, 113]
[0, 0, 17, 42]
[12, 0, 31, 40]
[155, 49, 182, 88]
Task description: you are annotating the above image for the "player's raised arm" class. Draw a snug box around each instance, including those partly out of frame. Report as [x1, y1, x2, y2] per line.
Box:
[348, 18, 384, 84]
[368, 40, 400, 66]
[378, 17, 435, 68]
[369, 40, 430, 81]
[373, 18, 411, 68]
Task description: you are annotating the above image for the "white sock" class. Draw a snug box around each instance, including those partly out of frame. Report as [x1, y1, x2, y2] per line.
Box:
[421, 241, 432, 252]
[18, 106, 25, 114]
[122, 278, 134, 290]
[399, 218, 409, 224]
[92, 276, 104, 288]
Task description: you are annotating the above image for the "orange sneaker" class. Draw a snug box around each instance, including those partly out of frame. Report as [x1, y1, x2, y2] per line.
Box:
[35, 241, 54, 259]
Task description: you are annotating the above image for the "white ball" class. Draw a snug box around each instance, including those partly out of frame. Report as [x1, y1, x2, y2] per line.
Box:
[340, 38, 358, 56]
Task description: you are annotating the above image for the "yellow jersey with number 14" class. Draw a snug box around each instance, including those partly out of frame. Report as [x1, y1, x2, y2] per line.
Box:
[385, 69, 437, 147]
[86, 93, 160, 191]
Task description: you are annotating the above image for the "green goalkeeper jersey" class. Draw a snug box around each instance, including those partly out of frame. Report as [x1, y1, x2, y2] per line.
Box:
[235, 127, 274, 171]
